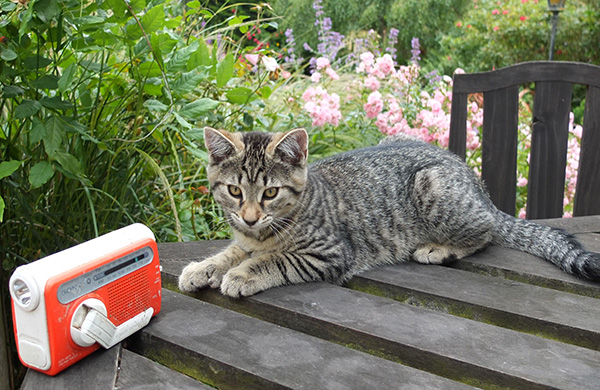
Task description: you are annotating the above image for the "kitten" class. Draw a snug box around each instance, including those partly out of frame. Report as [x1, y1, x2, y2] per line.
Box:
[178, 127, 600, 297]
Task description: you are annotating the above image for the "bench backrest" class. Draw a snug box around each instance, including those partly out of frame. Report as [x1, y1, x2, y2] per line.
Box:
[449, 61, 600, 219]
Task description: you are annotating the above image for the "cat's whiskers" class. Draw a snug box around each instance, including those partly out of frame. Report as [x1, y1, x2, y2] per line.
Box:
[270, 217, 298, 247]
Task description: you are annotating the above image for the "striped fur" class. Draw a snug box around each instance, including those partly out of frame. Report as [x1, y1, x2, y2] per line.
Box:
[178, 128, 600, 297]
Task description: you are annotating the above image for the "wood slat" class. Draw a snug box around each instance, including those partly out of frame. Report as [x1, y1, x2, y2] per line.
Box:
[169, 282, 600, 390]
[452, 61, 600, 93]
[574, 85, 600, 216]
[481, 86, 519, 216]
[116, 349, 212, 390]
[450, 236, 600, 298]
[527, 81, 572, 219]
[347, 263, 600, 350]
[126, 289, 475, 390]
[448, 91, 469, 160]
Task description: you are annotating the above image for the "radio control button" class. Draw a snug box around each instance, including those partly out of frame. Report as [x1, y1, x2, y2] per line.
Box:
[19, 339, 49, 370]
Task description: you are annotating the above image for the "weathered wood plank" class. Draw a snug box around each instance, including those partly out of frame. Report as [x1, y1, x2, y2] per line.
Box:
[536, 215, 600, 234]
[450, 240, 600, 298]
[574, 85, 600, 216]
[127, 289, 475, 390]
[20, 345, 120, 390]
[527, 80, 572, 219]
[116, 349, 212, 390]
[173, 282, 600, 390]
[452, 61, 600, 93]
[448, 91, 469, 160]
[347, 263, 600, 350]
[481, 86, 519, 216]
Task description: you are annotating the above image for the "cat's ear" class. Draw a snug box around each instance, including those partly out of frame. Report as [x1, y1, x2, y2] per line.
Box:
[204, 127, 244, 163]
[269, 128, 308, 166]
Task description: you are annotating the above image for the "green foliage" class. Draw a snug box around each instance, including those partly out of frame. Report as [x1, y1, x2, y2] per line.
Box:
[434, 0, 600, 73]
[385, 0, 470, 63]
[0, 0, 279, 272]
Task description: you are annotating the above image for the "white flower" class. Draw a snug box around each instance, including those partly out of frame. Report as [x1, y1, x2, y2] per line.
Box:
[262, 56, 280, 72]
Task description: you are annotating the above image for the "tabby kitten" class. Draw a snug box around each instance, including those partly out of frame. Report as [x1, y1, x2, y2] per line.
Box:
[178, 127, 600, 297]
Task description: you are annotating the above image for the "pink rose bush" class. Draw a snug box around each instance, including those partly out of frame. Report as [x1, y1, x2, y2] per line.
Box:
[301, 86, 342, 127]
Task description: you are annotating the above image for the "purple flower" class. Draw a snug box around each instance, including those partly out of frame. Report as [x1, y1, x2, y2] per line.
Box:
[410, 37, 421, 64]
[386, 28, 399, 60]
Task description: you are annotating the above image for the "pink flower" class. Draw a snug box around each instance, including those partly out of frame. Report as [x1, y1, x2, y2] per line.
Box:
[245, 54, 259, 66]
[364, 91, 384, 119]
[301, 86, 342, 127]
[492, 9, 499, 15]
[364, 75, 380, 91]
[456, 22, 463, 27]
[493, 26, 500, 31]
[325, 67, 339, 80]
[517, 177, 528, 187]
[520, 16, 527, 21]
[372, 54, 395, 78]
[503, 10, 509, 15]
[357, 52, 375, 73]
[310, 72, 322, 83]
[316, 57, 330, 70]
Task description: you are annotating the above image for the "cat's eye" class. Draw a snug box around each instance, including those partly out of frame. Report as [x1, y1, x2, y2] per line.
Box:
[263, 187, 279, 200]
[228, 185, 242, 198]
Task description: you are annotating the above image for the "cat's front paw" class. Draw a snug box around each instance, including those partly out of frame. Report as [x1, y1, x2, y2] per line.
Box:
[220, 269, 265, 298]
[178, 258, 229, 292]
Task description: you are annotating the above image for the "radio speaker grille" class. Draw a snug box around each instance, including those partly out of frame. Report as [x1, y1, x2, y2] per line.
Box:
[107, 268, 150, 325]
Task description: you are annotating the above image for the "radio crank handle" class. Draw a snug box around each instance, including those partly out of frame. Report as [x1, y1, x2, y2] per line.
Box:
[79, 307, 154, 349]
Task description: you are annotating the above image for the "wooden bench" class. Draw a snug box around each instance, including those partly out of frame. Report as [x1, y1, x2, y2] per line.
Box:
[20, 216, 600, 389]
[449, 61, 600, 219]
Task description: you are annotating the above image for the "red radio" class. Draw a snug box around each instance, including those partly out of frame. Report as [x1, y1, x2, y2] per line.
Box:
[9, 223, 162, 376]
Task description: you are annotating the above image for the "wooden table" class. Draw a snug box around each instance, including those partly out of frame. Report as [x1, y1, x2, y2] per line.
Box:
[20, 216, 600, 389]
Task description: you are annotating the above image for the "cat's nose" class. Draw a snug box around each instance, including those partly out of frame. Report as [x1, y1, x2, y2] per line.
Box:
[244, 218, 257, 227]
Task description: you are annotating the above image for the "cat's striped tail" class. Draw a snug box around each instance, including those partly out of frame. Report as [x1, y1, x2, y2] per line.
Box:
[491, 211, 600, 281]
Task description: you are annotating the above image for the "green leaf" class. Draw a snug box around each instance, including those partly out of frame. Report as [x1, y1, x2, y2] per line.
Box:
[187, 0, 200, 9]
[30, 117, 45, 145]
[2, 2, 17, 11]
[216, 52, 234, 88]
[259, 85, 272, 99]
[53, 151, 84, 178]
[33, 0, 60, 23]
[2, 85, 25, 98]
[167, 42, 198, 72]
[138, 61, 163, 77]
[29, 161, 54, 188]
[173, 113, 192, 129]
[188, 39, 211, 69]
[32, 75, 59, 89]
[14, 100, 42, 119]
[144, 99, 169, 112]
[0, 160, 22, 180]
[0, 196, 4, 222]
[24, 56, 52, 70]
[171, 70, 207, 95]
[40, 96, 73, 110]
[43, 116, 65, 157]
[0, 49, 17, 61]
[179, 98, 219, 119]
[141, 4, 165, 34]
[226, 87, 254, 105]
[58, 63, 77, 92]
